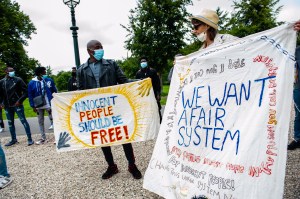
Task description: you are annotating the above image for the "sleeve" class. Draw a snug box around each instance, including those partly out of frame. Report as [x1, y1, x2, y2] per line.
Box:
[135, 70, 141, 79]
[113, 61, 128, 84]
[17, 78, 28, 104]
[27, 81, 35, 108]
[151, 69, 161, 97]
[51, 79, 58, 93]
[77, 67, 84, 90]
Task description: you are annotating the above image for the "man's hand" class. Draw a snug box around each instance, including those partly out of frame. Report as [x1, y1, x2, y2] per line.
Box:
[294, 20, 300, 31]
[57, 132, 71, 149]
[138, 78, 152, 97]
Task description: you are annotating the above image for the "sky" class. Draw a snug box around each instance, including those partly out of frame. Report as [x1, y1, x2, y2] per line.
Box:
[14, 0, 300, 74]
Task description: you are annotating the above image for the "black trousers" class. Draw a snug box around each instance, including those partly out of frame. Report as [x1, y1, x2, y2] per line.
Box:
[101, 143, 135, 166]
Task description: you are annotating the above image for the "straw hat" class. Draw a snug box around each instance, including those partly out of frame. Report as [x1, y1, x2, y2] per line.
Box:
[190, 9, 219, 30]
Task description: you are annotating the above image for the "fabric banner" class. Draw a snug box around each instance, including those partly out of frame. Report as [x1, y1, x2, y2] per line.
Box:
[143, 24, 297, 199]
[52, 78, 160, 152]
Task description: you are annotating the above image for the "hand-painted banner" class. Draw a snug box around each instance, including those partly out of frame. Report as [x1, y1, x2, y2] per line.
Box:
[143, 24, 297, 199]
[52, 78, 160, 152]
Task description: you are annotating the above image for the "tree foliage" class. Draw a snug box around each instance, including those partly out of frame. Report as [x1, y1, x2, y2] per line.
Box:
[226, 0, 282, 37]
[122, 0, 192, 75]
[53, 71, 71, 91]
[0, 0, 38, 82]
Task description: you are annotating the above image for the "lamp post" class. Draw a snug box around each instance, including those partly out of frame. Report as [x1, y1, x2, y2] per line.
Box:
[63, 0, 81, 68]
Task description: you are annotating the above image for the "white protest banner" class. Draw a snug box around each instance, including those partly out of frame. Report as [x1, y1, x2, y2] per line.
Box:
[52, 78, 160, 152]
[143, 24, 297, 199]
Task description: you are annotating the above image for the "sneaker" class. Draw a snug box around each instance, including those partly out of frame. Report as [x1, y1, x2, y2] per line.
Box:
[128, 164, 142, 179]
[28, 140, 34, 146]
[102, 164, 119, 179]
[0, 128, 3, 133]
[35, 139, 46, 145]
[287, 140, 300, 150]
[5, 140, 18, 147]
[0, 176, 13, 189]
[48, 125, 53, 130]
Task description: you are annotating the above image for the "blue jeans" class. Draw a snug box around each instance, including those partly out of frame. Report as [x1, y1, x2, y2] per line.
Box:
[293, 88, 300, 141]
[0, 144, 9, 177]
[4, 105, 32, 141]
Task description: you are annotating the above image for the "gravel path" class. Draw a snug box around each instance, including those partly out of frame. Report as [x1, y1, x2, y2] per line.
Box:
[0, 123, 299, 198]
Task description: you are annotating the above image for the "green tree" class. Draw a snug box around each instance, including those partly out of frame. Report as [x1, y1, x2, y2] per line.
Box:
[53, 71, 71, 91]
[226, 0, 282, 37]
[0, 0, 38, 82]
[122, 0, 192, 78]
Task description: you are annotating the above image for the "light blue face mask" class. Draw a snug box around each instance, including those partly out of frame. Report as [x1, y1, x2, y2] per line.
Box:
[8, 71, 15, 77]
[140, 62, 148, 68]
[42, 75, 48, 78]
[93, 49, 104, 61]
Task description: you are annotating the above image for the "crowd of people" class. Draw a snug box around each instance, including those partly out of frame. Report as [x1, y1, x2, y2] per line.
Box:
[0, 8, 299, 191]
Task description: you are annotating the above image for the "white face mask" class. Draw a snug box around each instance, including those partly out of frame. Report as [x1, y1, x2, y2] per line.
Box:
[197, 31, 206, 42]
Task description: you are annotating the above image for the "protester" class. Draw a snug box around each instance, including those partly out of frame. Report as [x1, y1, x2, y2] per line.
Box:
[168, 54, 183, 83]
[190, 9, 238, 50]
[68, 67, 78, 91]
[41, 68, 57, 130]
[191, 10, 300, 49]
[288, 46, 300, 150]
[0, 108, 4, 133]
[0, 144, 13, 189]
[28, 67, 54, 145]
[136, 57, 162, 122]
[77, 40, 142, 179]
[0, 67, 34, 146]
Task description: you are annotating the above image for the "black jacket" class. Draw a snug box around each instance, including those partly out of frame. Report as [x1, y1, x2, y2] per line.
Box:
[68, 76, 78, 91]
[77, 58, 128, 90]
[0, 76, 28, 107]
[136, 67, 161, 97]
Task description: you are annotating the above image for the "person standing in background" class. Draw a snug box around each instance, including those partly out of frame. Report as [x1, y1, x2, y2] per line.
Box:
[41, 68, 57, 130]
[28, 67, 54, 144]
[136, 57, 162, 123]
[68, 67, 78, 91]
[0, 67, 34, 146]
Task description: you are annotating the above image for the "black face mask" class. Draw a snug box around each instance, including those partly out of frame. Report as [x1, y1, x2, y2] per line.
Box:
[72, 72, 76, 77]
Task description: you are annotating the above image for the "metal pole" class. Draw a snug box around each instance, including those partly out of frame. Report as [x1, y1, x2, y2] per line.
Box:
[70, 6, 81, 68]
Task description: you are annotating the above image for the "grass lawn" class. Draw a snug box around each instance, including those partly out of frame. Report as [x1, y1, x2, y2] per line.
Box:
[161, 84, 170, 105]
[1, 99, 37, 119]
[1, 85, 171, 119]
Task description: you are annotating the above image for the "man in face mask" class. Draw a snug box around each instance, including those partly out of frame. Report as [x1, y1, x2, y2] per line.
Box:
[68, 67, 78, 91]
[77, 40, 142, 180]
[0, 67, 34, 146]
[28, 67, 54, 144]
[135, 57, 162, 122]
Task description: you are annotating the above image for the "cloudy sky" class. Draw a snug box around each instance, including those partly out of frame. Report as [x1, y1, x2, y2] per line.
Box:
[15, 0, 299, 74]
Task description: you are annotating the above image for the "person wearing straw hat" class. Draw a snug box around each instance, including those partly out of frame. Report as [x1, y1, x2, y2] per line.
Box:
[190, 9, 300, 50]
[190, 9, 237, 50]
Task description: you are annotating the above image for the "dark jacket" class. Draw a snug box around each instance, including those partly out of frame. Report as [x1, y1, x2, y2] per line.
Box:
[68, 76, 78, 91]
[77, 58, 128, 90]
[0, 76, 28, 107]
[136, 67, 161, 97]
